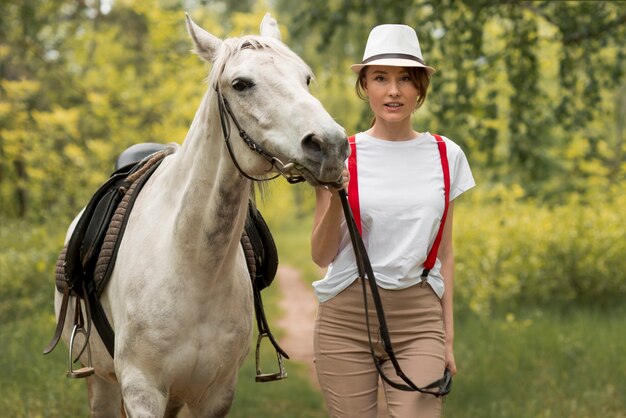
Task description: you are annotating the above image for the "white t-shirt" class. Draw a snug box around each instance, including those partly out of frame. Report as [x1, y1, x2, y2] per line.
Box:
[312, 132, 475, 302]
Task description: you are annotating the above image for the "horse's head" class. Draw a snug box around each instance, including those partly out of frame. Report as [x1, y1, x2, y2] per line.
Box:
[186, 13, 349, 187]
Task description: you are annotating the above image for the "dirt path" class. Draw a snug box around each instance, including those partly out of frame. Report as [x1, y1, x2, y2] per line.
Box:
[275, 265, 319, 386]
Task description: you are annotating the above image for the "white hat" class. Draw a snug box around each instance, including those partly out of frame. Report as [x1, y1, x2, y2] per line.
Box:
[350, 24, 436, 74]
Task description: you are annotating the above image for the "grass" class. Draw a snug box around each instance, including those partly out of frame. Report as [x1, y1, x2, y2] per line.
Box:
[445, 306, 626, 418]
[2, 214, 625, 417]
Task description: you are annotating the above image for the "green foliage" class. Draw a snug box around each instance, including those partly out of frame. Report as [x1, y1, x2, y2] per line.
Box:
[3, 0, 624, 218]
[278, 0, 626, 199]
[446, 305, 626, 418]
[1, 1, 213, 220]
[260, 179, 626, 313]
[0, 217, 65, 319]
[1, 311, 90, 417]
[0, 217, 90, 415]
[454, 184, 626, 314]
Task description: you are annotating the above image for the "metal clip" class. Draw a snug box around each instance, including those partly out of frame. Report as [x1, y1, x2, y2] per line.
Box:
[67, 324, 95, 378]
[255, 332, 287, 382]
[282, 162, 295, 172]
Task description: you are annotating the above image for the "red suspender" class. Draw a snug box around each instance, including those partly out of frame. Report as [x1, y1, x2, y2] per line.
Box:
[422, 134, 450, 279]
[346, 134, 450, 279]
[347, 135, 362, 235]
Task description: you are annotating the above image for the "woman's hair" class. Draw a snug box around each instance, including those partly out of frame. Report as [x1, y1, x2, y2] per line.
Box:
[355, 66, 431, 110]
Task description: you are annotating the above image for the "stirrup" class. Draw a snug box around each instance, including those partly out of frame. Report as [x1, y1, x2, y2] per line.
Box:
[67, 324, 95, 378]
[255, 332, 287, 382]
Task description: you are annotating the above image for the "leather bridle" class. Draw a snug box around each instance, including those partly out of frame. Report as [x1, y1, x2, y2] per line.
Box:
[215, 85, 306, 184]
[338, 189, 452, 397]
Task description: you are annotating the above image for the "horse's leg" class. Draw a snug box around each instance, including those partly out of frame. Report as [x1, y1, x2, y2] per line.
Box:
[119, 366, 168, 418]
[87, 374, 123, 417]
[164, 399, 185, 418]
[188, 374, 237, 418]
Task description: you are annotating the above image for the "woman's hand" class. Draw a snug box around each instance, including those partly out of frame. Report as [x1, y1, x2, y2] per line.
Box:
[445, 341, 457, 376]
[325, 168, 349, 194]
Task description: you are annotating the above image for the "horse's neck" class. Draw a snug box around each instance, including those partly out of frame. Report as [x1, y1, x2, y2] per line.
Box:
[166, 92, 250, 268]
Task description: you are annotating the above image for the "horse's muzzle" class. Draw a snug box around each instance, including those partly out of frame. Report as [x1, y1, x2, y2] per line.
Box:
[299, 132, 349, 184]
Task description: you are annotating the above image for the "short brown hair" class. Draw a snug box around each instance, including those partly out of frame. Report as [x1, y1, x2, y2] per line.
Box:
[355, 66, 431, 110]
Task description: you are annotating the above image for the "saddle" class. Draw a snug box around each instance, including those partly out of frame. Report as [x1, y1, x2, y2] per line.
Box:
[44, 142, 288, 382]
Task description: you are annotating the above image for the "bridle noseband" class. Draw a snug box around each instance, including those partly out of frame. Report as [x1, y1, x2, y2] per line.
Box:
[215, 85, 306, 184]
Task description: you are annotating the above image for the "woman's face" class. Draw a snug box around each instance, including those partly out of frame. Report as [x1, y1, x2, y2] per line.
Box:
[362, 65, 418, 125]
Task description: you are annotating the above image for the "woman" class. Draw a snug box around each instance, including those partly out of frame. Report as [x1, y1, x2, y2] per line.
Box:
[311, 24, 475, 417]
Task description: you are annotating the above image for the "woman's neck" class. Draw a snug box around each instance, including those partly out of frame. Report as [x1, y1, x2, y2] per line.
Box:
[367, 119, 420, 141]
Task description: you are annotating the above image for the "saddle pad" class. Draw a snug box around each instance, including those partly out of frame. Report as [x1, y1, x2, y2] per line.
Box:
[55, 175, 143, 295]
[55, 247, 68, 293]
[245, 203, 278, 291]
[91, 178, 141, 295]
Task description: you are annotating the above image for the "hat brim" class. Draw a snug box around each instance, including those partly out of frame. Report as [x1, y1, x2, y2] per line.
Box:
[350, 58, 436, 74]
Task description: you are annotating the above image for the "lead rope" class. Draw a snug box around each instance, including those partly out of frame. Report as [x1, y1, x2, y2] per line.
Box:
[338, 189, 451, 396]
[339, 133, 452, 396]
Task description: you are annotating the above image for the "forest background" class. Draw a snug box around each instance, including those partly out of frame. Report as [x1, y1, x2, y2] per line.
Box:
[1, 0, 625, 417]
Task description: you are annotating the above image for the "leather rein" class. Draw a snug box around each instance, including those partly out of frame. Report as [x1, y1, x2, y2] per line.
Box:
[215, 85, 306, 184]
[338, 189, 452, 397]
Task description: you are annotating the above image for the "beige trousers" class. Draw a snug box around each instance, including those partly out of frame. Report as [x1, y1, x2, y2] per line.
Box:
[314, 279, 446, 418]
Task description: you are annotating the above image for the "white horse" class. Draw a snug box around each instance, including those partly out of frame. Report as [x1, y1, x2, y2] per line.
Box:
[54, 13, 348, 417]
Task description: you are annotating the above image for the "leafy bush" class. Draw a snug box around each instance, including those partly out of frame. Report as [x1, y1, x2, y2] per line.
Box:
[258, 180, 626, 315]
[0, 218, 66, 319]
[455, 184, 626, 314]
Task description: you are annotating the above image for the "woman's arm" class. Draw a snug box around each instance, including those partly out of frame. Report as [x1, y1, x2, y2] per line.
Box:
[438, 201, 457, 376]
[311, 170, 349, 267]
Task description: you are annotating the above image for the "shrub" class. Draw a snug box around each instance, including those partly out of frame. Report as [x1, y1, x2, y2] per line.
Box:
[454, 184, 626, 314]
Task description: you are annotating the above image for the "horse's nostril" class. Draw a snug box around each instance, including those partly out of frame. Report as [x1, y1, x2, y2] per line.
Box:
[301, 133, 324, 159]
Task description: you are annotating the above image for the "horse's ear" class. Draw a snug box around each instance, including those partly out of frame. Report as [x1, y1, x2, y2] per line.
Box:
[185, 13, 222, 63]
[260, 12, 281, 41]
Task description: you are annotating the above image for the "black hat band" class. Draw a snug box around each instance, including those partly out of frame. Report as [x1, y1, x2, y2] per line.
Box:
[362, 53, 425, 65]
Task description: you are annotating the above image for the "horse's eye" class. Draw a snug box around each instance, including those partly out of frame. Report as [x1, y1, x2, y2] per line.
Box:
[306, 76, 312, 86]
[232, 79, 254, 92]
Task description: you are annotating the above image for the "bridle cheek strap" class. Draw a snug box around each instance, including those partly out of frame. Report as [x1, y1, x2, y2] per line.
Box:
[215, 86, 306, 184]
